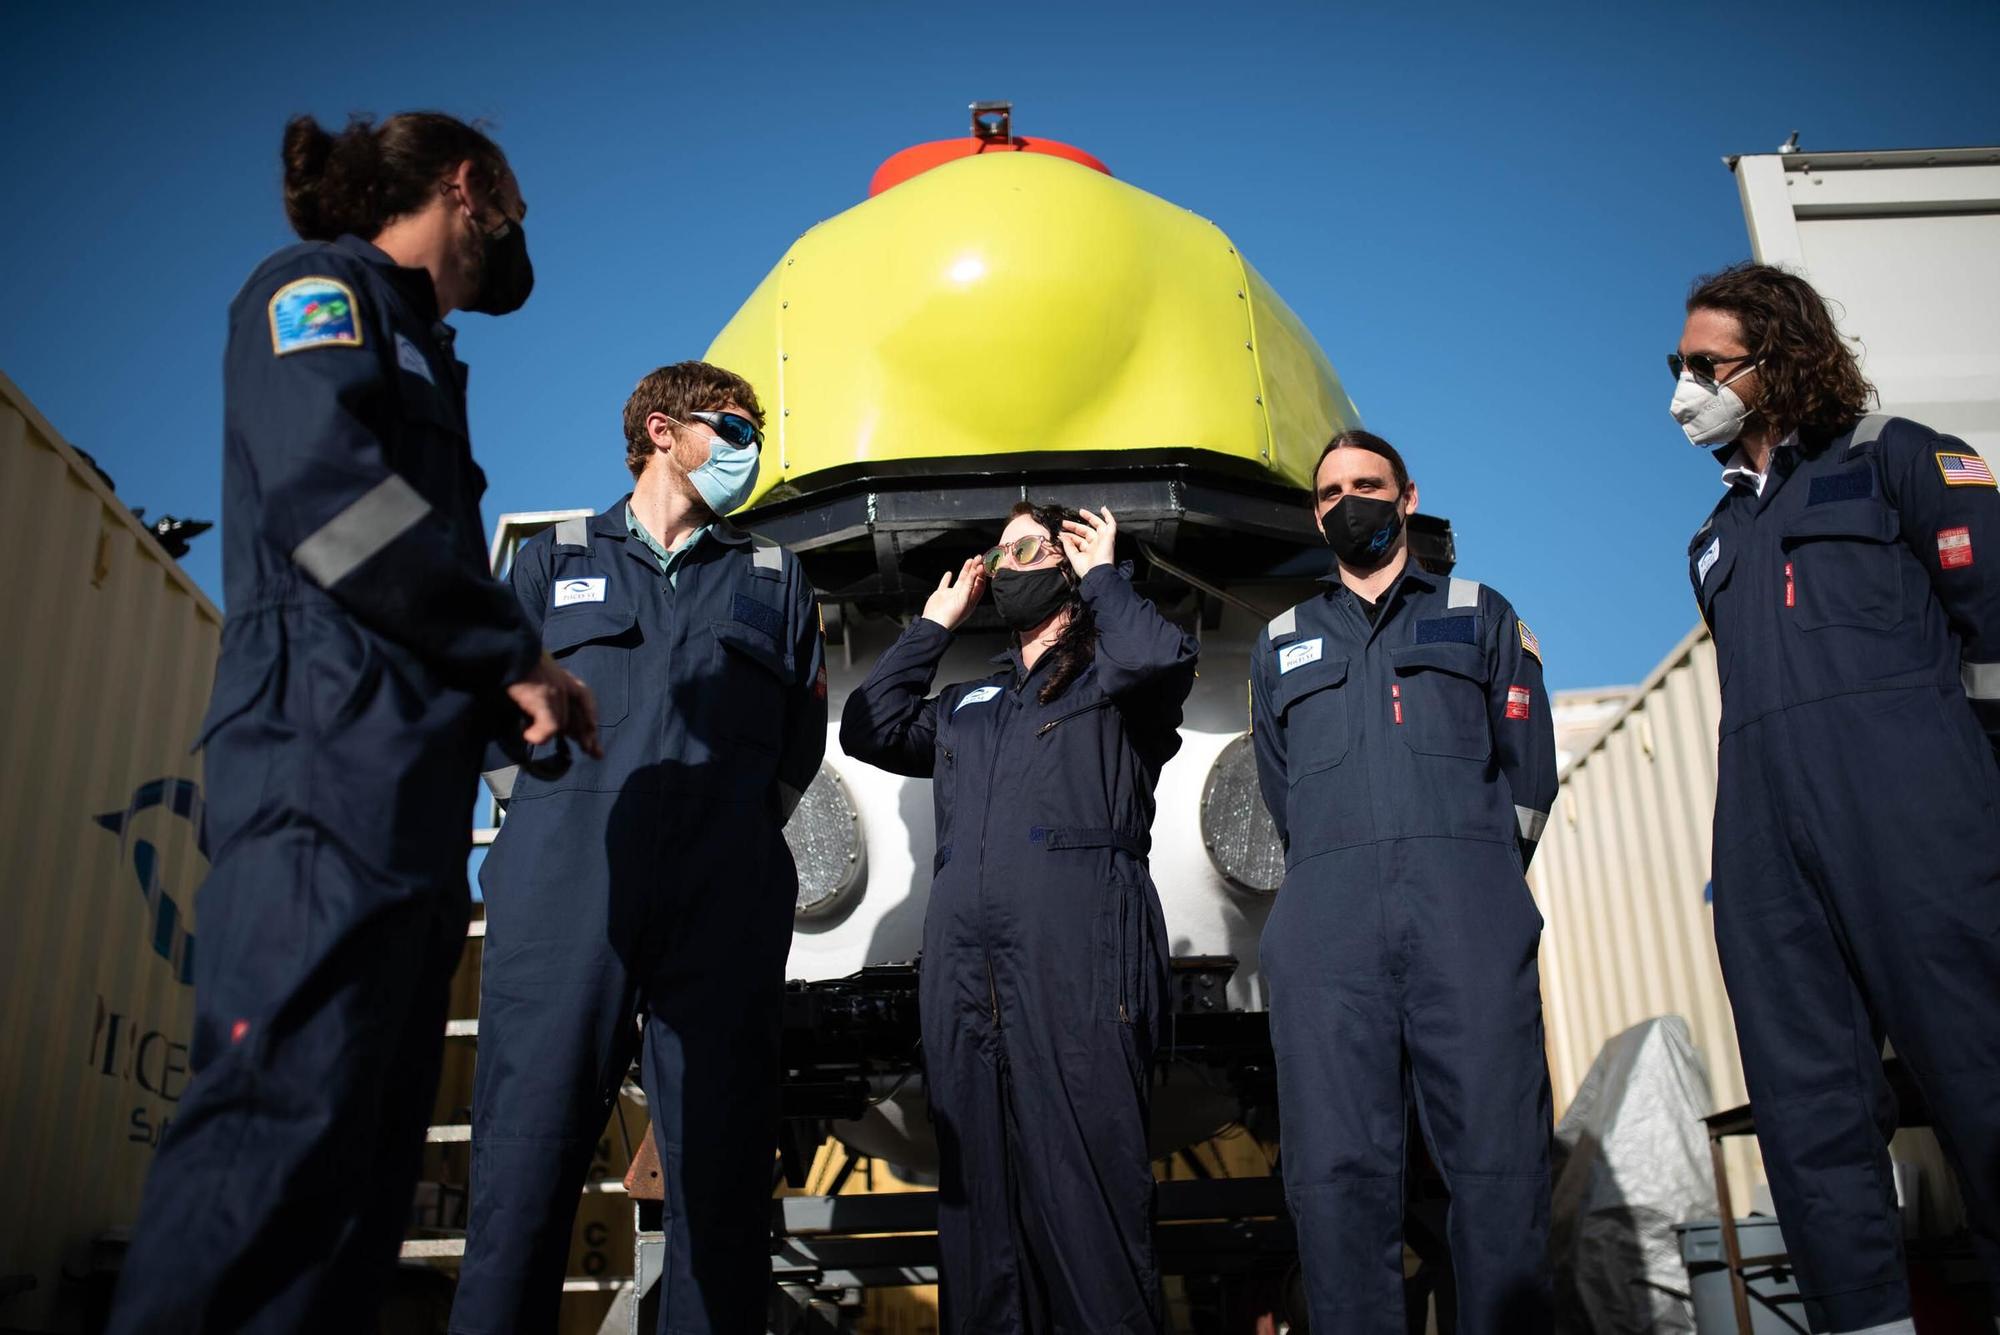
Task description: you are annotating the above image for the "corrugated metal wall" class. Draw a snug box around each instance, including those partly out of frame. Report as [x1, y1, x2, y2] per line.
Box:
[0, 371, 221, 1332]
[1526, 625, 1770, 1201]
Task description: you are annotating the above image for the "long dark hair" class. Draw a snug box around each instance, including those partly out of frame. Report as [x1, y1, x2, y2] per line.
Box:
[1687, 262, 1875, 441]
[282, 112, 510, 242]
[1009, 501, 1097, 704]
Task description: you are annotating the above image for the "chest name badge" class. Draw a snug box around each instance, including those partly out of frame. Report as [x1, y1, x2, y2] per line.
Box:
[553, 577, 607, 607]
[268, 276, 362, 355]
[395, 332, 435, 384]
[1696, 536, 1721, 584]
[1277, 638, 1324, 674]
[955, 685, 1003, 712]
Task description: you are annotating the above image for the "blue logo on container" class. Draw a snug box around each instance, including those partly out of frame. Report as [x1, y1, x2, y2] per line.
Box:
[94, 778, 208, 986]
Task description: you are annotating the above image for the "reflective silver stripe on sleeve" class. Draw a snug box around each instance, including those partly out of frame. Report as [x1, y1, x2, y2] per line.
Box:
[552, 516, 589, 546]
[291, 475, 431, 588]
[1449, 578, 1482, 609]
[1267, 606, 1297, 639]
[482, 765, 519, 802]
[753, 540, 783, 572]
[779, 782, 804, 821]
[1962, 660, 2000, 701]
[1516, 804, 1549, 843]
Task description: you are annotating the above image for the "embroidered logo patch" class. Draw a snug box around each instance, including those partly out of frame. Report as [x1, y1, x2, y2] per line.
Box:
[1278, 638, 1324, 674]
[955, 685, 1002, 711]
[1518, 620, 1542, 663]
[1696, 536, 1722, 584]
[1938, 526, 1974, 569]
[552, 577, 606, 607]
[268, 276, 361, 355]
[1506, 685, 1532, 720]
[395, 332, 434, 383]
[1936, 452, 1997, 488]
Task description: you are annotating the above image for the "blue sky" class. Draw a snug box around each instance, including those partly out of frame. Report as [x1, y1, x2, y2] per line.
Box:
[4, 2, 1996, 689]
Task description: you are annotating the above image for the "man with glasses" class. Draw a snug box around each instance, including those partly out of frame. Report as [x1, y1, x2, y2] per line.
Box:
[1249, 429, 1558, 1334]
[451, 362, 826, 1335]
[1675, 263, 2000, 1335]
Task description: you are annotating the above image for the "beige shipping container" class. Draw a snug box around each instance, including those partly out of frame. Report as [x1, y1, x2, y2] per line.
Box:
[0, 370, 221, 1332]
[1533, 624, 1964, 1227]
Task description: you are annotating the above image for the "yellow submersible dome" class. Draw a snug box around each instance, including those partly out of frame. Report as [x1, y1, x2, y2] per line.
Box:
[713, 102, 1452, 607]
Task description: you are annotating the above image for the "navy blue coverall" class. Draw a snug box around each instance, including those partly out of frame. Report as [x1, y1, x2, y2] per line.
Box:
[840, 566, 1198, 1334]
[109, 236, 543, 1334]
[452, 502, 825, 1335]
[1691, 415, 2000, 1332]
[1250, 563, 1559, 1335]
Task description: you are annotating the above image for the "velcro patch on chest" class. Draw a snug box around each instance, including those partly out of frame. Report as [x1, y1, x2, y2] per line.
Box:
[268, 276, 362, 355]
[955, 684, 1003, 711]
[1505, 684, 1532, 720]
[553, 577, 606, 607]
[1807, 466, 1873, 505]
[1938, 526, 1974, 569]
[1415, 615, 1477, 645]
[731, 593, 783, 639]
[1277, 638, 1323, 674]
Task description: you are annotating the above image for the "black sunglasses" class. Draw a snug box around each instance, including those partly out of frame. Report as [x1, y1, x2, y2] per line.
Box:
[685, 410, 764, 449]
[1668, 352, 1755, 382]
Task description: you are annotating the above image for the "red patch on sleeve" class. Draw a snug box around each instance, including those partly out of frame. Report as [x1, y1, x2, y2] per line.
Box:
[230, 1019, 251, 1044]
[1938, 526, 1974, 569]
[1505, 685, 1532, 720]
[813, 664, 828, 700]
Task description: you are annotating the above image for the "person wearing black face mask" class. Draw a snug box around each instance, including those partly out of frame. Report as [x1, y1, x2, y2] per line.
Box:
[1249, 429, 1559, 1335]
[841, 502, 1197, 1334]
[106, 112, 594, 1335]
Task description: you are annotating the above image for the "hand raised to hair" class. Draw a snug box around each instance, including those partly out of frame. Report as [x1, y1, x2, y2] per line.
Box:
[921, 556, 987, 632]
[1059, 506, 1118, 578]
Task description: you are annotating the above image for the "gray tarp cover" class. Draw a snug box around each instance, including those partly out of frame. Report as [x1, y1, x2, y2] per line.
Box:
[1551, 1015, 1717, 1334]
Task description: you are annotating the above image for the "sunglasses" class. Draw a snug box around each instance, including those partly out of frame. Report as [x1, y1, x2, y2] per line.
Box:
[1667, 352, 1755, 382]
[684, 410, 764, 450]
[982, 533, 1061, 576]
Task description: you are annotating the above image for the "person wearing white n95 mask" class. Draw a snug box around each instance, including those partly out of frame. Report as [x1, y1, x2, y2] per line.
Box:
[1668, 356, 1760, 446]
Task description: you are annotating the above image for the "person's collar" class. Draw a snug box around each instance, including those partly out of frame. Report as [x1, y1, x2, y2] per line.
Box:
[1316, 552, 1438, 596]
[334, 233, 440, 323]
[1718, 430, 1800, 496]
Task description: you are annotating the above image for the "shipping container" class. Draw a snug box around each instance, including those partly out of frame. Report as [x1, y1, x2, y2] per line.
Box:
[0, 370, 221, 1332]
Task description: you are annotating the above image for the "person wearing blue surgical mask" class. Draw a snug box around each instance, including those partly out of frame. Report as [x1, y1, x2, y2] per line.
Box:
[453, 361, 827, 1335]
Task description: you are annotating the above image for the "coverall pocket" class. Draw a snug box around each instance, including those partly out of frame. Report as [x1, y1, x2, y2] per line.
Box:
[1274, 655, 1350, 776]
[544, 605, 637, 725]
[1093, 878, 1141, 1025]
[1780, 500, 1904, 632]
[711, 621, 790, 756]
[1391, 643, 1492, 761]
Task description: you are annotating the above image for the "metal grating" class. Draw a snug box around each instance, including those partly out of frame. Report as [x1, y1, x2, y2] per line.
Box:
[1198, 733, 1284, 895]
[785, 765, 866, 918]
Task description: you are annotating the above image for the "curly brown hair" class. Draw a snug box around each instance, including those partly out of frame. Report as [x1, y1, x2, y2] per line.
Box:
[1686, 263, 1874, 441]
[1008, 501, 1098, 704]
[622, 362, 767, 479]
[282, 112, 509, 242]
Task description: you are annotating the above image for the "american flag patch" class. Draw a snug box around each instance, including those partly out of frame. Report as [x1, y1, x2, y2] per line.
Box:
[1505, 685, 1532, 720]
[1518, 620, 1542, 663]
[1936, 452, 1996, 487]
[1939, 526, 1974, 569]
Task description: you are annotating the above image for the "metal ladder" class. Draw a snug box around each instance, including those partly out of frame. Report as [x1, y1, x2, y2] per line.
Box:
[395, 823, 648, 1331]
